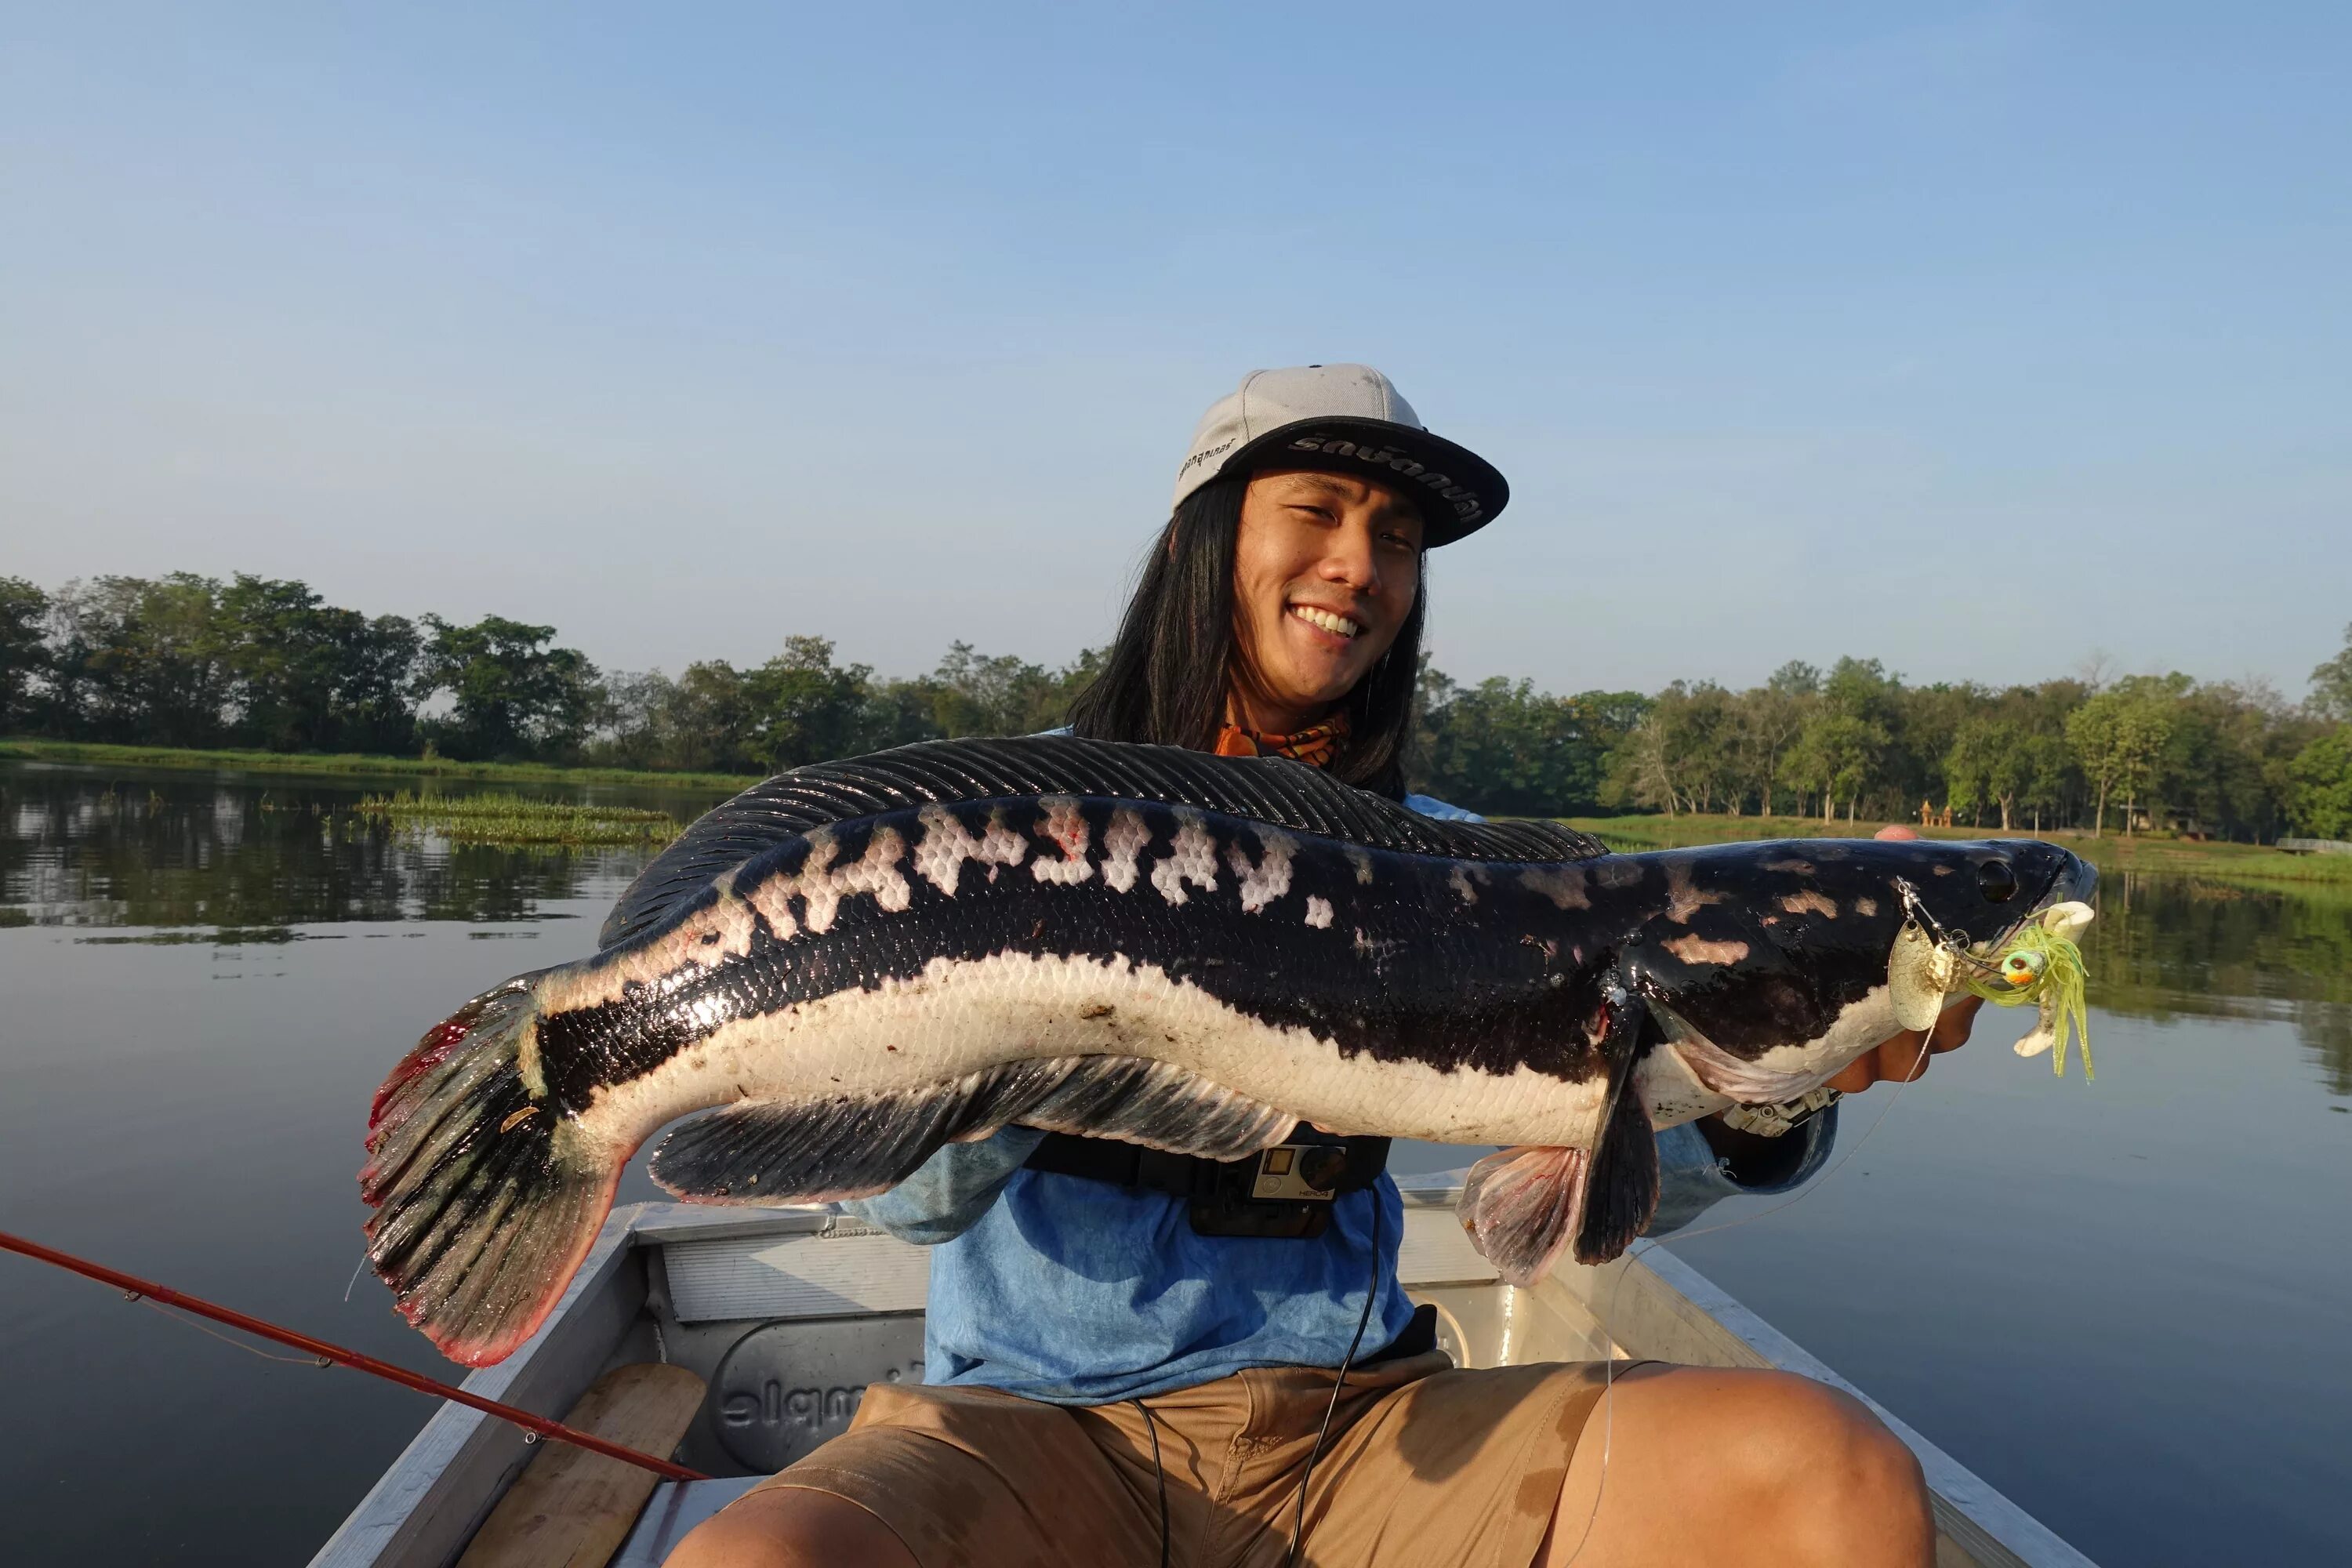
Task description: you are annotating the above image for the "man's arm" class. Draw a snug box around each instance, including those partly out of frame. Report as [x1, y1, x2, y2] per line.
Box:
[1646, 1107, 1838, 1238]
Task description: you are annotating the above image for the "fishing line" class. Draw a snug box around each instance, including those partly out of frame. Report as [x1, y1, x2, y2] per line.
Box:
[1284, 1195, 1384, 1568]
[1546, 1011, 1943, 1568]
[141, 1297, 335, 1367]
[1640, 1019, 1939, 1253]
[1122, 1197, 1383, 1568]
[343, 1250, 369, 1304]
[1128, 1396, 1171, 1568]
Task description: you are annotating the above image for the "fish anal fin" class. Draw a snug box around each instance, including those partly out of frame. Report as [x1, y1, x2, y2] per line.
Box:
[649, 1060, 1071, 1205]
[1459, 1145, 1591, 1285]
[649, 1055, 1300, 1206]
[1016, 1057, 1298, 1162]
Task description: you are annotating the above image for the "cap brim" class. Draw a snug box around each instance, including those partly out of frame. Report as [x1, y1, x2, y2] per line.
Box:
[1216, 417, 1508, 548]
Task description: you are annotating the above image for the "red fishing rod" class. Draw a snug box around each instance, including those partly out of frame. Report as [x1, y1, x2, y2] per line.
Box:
[0, 1228, 707, 1483]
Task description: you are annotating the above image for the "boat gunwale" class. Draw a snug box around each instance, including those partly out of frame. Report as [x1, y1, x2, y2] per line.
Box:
[313, 1192, 2096, 1568]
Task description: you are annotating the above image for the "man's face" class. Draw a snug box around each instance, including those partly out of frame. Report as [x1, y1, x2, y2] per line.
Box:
[1229, 467, 1425, 729]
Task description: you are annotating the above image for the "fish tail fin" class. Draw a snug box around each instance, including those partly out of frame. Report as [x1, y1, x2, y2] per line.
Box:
[360, 980, 618, 1367]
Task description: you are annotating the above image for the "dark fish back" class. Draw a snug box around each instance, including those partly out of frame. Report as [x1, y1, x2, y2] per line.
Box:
[601, 735, 1606, 947]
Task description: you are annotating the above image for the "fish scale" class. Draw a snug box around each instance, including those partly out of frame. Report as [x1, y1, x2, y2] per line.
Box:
[361, 735, 2095, 1366]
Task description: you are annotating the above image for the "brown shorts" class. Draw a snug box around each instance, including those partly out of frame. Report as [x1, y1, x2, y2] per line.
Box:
[729, 1350, 1645, 1568]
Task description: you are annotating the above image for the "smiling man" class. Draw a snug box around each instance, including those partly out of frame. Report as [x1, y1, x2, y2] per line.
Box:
[669, 365, 1971, 1568]
[1224, 466, 1425, 746]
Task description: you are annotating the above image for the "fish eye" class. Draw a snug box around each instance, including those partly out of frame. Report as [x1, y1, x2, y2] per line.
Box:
[1977, 858, 2019, 902]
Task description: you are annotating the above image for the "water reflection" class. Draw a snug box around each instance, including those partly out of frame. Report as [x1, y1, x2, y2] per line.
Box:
[2082, 872, 2352, 1096]
[0, 760, 729, 931]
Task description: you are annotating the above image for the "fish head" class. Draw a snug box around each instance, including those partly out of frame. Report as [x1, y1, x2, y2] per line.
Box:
[1624, 837, 2096, 1094]
[1878, 837, 2097, 946]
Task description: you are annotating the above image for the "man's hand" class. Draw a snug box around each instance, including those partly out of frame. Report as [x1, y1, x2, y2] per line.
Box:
[1828, 994, 1984, 1093]
[1824, 822, 1986, 1094]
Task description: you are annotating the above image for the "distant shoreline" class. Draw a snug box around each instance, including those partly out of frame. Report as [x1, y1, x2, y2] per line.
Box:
[7, 737, 2343, 891]
[1566, 811, 2352, 889]
[0, 737, 757, 793]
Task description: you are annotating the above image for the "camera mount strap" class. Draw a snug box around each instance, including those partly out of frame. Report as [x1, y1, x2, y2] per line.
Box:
[1023, 1127, 1392, 1238]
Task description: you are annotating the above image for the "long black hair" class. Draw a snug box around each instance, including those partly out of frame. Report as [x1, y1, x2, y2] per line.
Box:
[1065, 476, 1425, 797]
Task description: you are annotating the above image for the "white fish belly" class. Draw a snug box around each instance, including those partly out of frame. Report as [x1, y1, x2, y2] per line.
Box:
[1662, 985, 1973, 1109]
[575, 950, 1608, 1155]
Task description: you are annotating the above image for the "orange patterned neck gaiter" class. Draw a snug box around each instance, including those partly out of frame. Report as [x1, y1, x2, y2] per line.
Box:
[1212, 711, 1350, 769]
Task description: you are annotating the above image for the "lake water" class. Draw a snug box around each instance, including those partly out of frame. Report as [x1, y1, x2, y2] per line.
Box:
[2, 759, 2347, 1566]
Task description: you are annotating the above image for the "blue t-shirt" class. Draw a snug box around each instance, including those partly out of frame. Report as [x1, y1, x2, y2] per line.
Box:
[842, 793, 1837, 1405]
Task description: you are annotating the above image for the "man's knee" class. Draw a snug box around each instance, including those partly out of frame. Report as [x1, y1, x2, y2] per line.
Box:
[1552, 1367, 1932, 1566]
[1731, 1374, 1932, 1560]
[662, 1485, 918, 1568]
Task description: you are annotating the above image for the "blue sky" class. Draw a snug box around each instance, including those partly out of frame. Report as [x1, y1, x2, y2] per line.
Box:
[5, 5, 2346, 699]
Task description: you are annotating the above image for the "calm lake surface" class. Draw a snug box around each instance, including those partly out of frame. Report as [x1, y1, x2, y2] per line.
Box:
[2, 759, 2347, 1566]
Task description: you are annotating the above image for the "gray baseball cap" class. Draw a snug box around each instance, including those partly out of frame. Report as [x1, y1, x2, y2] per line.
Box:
[1171, 364, 1509, 546]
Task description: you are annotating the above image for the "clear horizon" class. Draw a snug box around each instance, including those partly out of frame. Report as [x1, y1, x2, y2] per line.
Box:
[5, 5, 2346, 700]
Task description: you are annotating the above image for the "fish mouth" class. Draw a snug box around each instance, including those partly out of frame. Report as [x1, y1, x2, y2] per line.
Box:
[2051, 854, 2099, 910]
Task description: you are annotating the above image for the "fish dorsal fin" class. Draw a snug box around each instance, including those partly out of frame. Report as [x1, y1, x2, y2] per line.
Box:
[601, 735, 1606, 947]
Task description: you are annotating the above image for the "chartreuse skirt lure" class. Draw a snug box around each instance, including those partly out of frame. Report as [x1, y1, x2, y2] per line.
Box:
[1966, 902, 2096, 1080]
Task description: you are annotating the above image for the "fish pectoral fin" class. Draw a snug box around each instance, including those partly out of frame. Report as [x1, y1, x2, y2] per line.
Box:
[1572, 1003, 1661, 1267]
[1459, 985, 1661, 1281]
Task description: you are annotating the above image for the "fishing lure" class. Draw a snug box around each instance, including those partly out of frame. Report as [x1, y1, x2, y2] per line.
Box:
[1890, 886, 2095, 1081]
[1965, 902, 2095, 1080]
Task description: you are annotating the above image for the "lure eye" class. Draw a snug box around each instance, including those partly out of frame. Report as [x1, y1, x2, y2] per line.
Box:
[1977, 858, 2019, 902]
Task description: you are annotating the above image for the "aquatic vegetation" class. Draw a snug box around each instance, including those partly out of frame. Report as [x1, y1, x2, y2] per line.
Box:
[354, 792, 681, 848]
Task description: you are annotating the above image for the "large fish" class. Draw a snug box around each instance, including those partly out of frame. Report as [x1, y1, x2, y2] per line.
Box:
[362, 736, 2095, 1365]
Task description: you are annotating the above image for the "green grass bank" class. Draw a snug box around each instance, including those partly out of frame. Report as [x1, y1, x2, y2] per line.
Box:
[0, 737, 757, 793]
[1563, 811, 2352, 891]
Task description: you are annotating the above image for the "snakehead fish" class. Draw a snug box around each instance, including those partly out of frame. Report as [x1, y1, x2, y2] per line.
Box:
[361, 736, 2096, 1365]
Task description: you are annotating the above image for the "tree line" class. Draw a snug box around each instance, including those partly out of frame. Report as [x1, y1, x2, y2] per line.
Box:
[3, 572, 2348, 840]
[1583, 654, 2352, 841]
